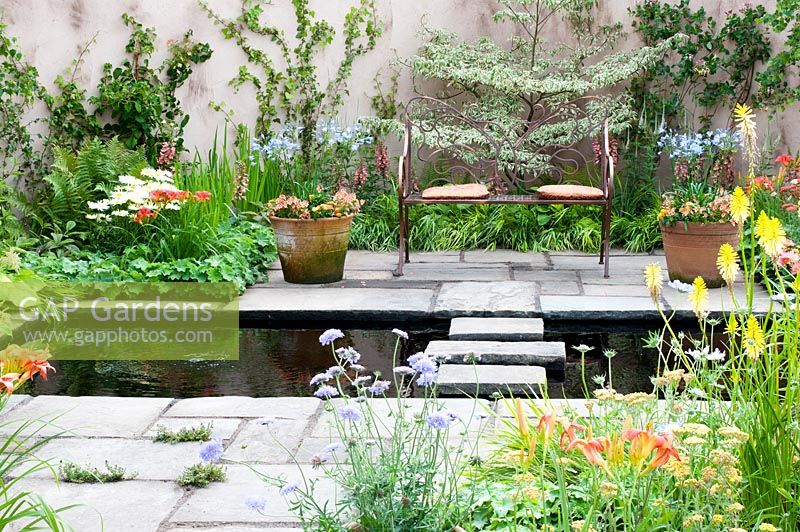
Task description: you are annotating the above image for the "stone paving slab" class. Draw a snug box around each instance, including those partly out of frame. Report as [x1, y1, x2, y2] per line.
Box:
[239, 287, 435, 320]
[437, 364, 547, 396]
[540, 295, 661, 320]
[398, 265, 511, 281]
[550, 254, 666, 271]
[164, 396, 320, 419]
[8, 478, 182, 531]
[434, 281, 539, 317]
[463, 250, 549, 266]
[537, 280, 582, 295]
[226, 417, 312, 463]
[169, 464, 339, 525]
[449, 317, 544, 341]
[0, 396, 172, 438]
[426, 340, 565, 369]
[22, 438, 200, 480]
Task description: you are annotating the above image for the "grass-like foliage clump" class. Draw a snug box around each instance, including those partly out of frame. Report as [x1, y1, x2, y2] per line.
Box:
[153, 423, 213, 444]
[59, 461, 137, 483]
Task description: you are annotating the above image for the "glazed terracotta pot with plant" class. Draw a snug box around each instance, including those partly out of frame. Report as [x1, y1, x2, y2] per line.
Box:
[254, 121, 372, 284]
[656, 125, 744, 288]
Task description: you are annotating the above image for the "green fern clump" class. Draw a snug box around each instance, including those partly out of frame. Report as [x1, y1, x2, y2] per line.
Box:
[36, 138, 147, 235]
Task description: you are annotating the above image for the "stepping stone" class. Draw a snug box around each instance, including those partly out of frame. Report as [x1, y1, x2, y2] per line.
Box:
[437, 364, 546, 396]
[448, 317, 544, 341]
[425, 341, 565, 370]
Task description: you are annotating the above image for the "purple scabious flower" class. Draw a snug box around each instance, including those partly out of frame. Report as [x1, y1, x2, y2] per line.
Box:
[314, 385, 339, 399]
[335, 346, 362, 364]
[199, 439, 224, 463]
[426, 412, 453, 430]
[366, 380, 391, 395]
[416, 371, 438, 387]
[322, 442, 345, 454]
[353, 375, 373, 385]
[310, 372, 331, 386]
[319, 329, 344, 346]
[338, 405, 362, 422]
[393, 366, 415, 376]
[408, 352, 425, 365]
[410, 356, 437, 374]
[279, 480, 301, 496]
[350, 364, 366, 372]
[245, 495, 267, 512]
[392, 328, 409, 339]
[327, 365, 345, 376]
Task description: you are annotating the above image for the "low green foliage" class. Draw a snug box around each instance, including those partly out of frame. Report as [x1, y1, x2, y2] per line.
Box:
[20, 219, 276, 293]
[153, 423, 213, 444]
[59, 461, 137, 483]
[350, 193, 662, 254]
[177, 462, 226, 487]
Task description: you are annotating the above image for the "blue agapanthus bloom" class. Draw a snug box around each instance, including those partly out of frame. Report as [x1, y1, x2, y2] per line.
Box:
[245, 495, 267, 512]
[314, 385, 339, 399]
[199, 439, 224, 463]
[319, 329, 344, 346]
[366, 380, 391, 395]
[338, 404, 362, 422]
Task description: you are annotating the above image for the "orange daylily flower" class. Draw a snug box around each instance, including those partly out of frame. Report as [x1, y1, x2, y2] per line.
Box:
[536, 411, 559, 441]
[622, 425, 681, 474]
[559, 419, 587, 450]
[21, 360, 54, 381]
[566, 436, 610, 473]
[0, 373, 20, 394]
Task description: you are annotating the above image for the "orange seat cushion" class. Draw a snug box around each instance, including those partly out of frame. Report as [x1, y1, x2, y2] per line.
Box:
[536, 184, 604, 200]
[421, 183, 491, 200]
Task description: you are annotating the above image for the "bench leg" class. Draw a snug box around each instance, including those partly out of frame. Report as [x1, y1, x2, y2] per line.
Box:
[600, 204, 611, 278]
[394, 203, 408, 277]
[404, 203, 410, 263]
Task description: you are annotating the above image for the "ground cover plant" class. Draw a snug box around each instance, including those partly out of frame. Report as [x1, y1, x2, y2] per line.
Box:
[177, 439, 227, 487]
[59, 461, 137, 483]
[153, 423, 213, 444]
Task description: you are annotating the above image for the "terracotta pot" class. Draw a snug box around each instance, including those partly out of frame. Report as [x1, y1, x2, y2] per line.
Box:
[660, 222, 740, 288]
[269, 215, 353, 284]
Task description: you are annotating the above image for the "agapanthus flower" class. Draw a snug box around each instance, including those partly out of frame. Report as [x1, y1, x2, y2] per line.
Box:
[314, 385, 339, 399]
[199, 439, 224, 463]
[338, 405, 362, 422]
[245, 495, 267, 512]
[319, 329, 345, 346]
[366, 380, 391, 395]
[279, 480, 302, 496]
[392, 328, 409, 339]
[310, 373, 332, 386]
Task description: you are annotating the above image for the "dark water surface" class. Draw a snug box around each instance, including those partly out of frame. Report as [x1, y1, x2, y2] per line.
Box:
[30, 324, 661, 399]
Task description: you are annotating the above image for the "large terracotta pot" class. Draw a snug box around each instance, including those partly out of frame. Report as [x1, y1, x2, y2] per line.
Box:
[269, 215, 353, 284]
[660, 222, 740, 288]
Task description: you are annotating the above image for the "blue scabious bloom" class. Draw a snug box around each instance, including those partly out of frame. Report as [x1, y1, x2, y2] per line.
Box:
[327, 365, 345, 376]
[338, 405, 362, 422]
[393, 365, 415, 376]
[319, 329, 344, 346]
[314, 385, 339, 399]
[310, 373, 332, 386]
[349, 364, 366, 372]
[366, 380, 391, 395]
[335, 346, 362, 364]
[199, 439, 224, 463]
[322, 442, 345, 454]
[426, 412, 453, 430]
[353, 375, 372, 385]
[392, 328, 409, 339]
[416, 372, 438, 387]
[280, 480, 302, 497]
[410, 356, 437, 374]
[245, 495, 267, 512]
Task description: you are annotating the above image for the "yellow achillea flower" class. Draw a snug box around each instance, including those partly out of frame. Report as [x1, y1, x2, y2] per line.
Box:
[644, 263, 663, 301]
[730, 186, 750, 225]
[755, 211, 787, 258]
[688, 277, 709, 319]
[758, 524, 779, 532]
[743, 315, 765, 360]
[716, 243, 739, 285]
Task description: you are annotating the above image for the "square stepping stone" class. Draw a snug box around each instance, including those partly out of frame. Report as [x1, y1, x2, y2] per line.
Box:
[449, 317, 544, 341]
[0, 396, 172, 438]
[425, 340, 565, 370]
[434, 282, 539, 317]
[438, 365, 546, 396]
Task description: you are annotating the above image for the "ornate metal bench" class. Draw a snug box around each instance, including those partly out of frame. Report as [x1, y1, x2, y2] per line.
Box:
[394, 95, 616, 278]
